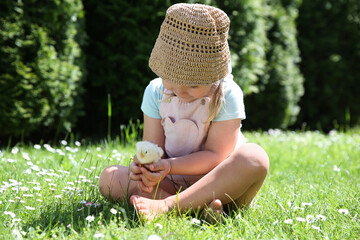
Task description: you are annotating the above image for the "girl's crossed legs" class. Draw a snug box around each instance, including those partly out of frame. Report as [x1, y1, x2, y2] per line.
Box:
[99, 143, 269, 219]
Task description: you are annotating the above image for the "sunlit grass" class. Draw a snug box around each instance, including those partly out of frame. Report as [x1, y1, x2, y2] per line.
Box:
[1, 130, 359, 239]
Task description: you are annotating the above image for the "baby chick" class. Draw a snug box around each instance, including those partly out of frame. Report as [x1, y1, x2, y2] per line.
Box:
[135, 141, 164, 169]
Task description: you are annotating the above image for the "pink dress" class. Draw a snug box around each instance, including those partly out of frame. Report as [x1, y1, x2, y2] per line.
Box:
[159, 89, 245, 158]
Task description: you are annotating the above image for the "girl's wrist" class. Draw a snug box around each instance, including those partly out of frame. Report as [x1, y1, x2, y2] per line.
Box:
[167, 158, 172, 175]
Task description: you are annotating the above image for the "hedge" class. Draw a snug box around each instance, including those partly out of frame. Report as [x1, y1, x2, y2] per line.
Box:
[0, 0, 85, 140]
[216, 0, 304, 130]
[78, 0, 303, 136]
[0, 0, 313, 141]
[296, 0, 360, 131]
[77, 0, 177, 137]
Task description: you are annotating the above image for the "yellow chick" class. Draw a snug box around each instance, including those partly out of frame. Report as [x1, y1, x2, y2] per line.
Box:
[136, 141, 164, 166]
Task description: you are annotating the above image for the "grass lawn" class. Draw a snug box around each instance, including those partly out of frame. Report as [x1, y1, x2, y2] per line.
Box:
[0, 130, 359, 239]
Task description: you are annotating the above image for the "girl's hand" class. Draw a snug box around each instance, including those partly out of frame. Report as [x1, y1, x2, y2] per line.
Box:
[129, 156, 155, 193]
[139, 159, 171, 191]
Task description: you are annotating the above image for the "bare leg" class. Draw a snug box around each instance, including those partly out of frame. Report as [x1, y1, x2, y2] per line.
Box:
[130, 143, 269, 219]
[98, 165, 178, 201]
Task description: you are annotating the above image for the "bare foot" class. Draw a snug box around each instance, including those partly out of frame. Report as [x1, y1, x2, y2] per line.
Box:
[203, 199, 224, 224]
[130, 195, 173, 220]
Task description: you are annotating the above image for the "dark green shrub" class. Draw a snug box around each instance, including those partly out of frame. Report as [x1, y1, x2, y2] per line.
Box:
[79, 0, 303, 136]
[215, 0, 269, 95]
[0, 0, 85, 140]
[78, 0, 183, 137]
[216, 0, 304, 130]
[296, 0, 360, 131]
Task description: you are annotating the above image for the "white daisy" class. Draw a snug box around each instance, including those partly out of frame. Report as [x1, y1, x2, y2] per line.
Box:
[110, 208, 117, 215]
[333, 165, 341, 172]
[22, 152, 31, 161]
[316, 214, 326, 221]
[155, 223, 163, 229]
[284, 219, 293, 224]
[11, 147, 19, 154]
[296, 217, 306, 222]
[148, 234, 162, 240]
[4, 211, 16, 218]
[312, 225, 321, 231]
[301, 202, 312, 207]
[338, 209, 349, 215]
[306, 215, 315, 223]
[86, 215, 95, 222]
[94, 233, 105, 238]
[34, 144, 41, 149]
[190, 218, 201, 225]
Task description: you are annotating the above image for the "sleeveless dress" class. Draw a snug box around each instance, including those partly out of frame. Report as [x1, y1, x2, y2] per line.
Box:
[159, 88, 246, 158]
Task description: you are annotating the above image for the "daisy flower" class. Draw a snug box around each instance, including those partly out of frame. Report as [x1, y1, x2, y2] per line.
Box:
[306, 215, 315, 223]
[148, 234, 162, 240]
[301, 202, 312, 207]
[333, 165, 341, 172]
[86, 215, 95, 222]
[190, 218, 201, 225]
[4, 211, 16, 218]
[296, 217, 306, 222]
[110, 208, 117, 215]
[338, 209, 349, 215]
[284, 219, 293, 224]
[94, 233, 105, 238]
[316, 214, 326, 221]
[312, 225, 321, 232]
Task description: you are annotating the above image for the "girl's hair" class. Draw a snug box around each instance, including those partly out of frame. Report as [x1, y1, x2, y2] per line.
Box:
[162, 80, 224, 123]
[205, 80, 224, 123]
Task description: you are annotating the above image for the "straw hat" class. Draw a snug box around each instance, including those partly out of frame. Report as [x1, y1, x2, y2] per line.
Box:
[149, 3, 230, 86]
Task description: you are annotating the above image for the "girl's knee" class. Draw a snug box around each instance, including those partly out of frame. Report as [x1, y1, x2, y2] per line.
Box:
[233, 143, 269, 178]
[98, 165, 126, 198]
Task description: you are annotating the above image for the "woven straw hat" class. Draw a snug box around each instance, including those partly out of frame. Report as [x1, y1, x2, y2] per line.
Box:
[149, 3, 230, 86]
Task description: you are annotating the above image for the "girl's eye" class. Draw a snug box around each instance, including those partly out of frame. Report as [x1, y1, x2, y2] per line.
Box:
[190, 86, 198, 89]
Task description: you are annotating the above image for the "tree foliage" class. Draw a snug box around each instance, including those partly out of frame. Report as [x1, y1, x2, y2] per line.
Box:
[296, 0, 360, 131]
[0, 0, 85, 139]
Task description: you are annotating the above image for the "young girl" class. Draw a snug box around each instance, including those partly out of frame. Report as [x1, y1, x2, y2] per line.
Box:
[99, 3, 269, 220]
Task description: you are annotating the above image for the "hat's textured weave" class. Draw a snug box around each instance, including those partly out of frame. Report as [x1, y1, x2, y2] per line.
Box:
[149, 3, 230, 86]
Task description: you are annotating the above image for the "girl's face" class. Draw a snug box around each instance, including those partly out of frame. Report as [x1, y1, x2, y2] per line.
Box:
[162, 79, 216, 103]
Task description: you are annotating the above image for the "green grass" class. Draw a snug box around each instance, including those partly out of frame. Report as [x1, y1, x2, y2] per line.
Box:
[1, 130, 359, 239]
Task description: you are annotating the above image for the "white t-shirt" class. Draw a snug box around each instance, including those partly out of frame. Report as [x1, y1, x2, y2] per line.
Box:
[141, 74, 246, 122]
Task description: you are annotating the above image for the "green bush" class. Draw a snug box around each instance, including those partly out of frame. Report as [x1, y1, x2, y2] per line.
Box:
[0, 0, 85, 140]
[216, 0, 304, 130]
[80, 0, 304, 136]
[296, 0, 360, 131]
[78, 0, 178, 137]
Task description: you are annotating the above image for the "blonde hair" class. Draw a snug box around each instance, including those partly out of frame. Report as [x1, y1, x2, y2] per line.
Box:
[206, 80, 224, 123]
[161, 80, 224, 123]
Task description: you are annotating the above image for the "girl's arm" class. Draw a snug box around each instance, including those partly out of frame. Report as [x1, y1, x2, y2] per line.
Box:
[142, 114, 166, 152]
[129, 114, 167, 192]
[134, 114, 241, 191]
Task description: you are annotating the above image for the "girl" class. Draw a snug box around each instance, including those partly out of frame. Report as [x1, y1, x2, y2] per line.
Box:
[99, 3, 269, 220]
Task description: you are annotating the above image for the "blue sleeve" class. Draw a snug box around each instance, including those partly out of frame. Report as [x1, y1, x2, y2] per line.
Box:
[140, 78, 163, 119]
[213, 76, 246, 121]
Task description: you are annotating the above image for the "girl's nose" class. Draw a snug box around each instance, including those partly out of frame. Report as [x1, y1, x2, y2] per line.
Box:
[174, 86, 186, 96]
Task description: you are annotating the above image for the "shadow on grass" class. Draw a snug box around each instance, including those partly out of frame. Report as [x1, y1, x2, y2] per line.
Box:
[22, 197, 141, 237]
